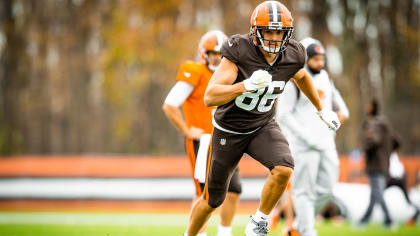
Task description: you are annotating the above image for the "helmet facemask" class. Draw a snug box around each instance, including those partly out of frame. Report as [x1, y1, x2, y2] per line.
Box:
[251, 25, 293, 54]
[204, 50, 222, 72]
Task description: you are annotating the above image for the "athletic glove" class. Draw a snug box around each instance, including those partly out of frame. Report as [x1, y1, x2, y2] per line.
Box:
[316, 109, 341, 132]
[243, 70, 272, 92]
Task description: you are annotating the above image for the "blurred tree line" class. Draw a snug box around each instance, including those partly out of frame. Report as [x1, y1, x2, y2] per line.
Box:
[0, 0, 419, 155]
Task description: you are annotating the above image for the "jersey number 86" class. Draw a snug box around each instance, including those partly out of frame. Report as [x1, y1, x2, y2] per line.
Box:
[235, 81, 285, 112]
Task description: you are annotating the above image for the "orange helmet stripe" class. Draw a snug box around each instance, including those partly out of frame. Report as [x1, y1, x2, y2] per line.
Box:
[251, 4, 270, 26]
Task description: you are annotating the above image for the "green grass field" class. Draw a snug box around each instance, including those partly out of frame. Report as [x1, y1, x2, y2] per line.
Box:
[0, 212, 419, 236]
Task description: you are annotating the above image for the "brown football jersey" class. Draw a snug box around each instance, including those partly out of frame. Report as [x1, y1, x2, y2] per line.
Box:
[214, 34, 306, 133]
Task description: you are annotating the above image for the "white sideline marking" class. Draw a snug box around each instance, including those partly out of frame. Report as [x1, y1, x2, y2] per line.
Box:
[0, 212, 251, 226]
[0, 178, 265, 200]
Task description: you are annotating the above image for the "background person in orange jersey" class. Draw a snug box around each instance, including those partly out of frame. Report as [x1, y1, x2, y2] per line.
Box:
[184, 1, 340, 236]
[162, 30, 241, 236]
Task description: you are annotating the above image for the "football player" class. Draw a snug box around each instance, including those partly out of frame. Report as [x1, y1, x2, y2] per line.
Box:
[163, 30, 241, 236]
[276, 37, 349, 236]
[183, 1, 341, 236]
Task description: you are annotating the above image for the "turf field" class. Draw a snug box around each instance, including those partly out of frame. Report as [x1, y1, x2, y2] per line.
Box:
[0, 212, 419, 236]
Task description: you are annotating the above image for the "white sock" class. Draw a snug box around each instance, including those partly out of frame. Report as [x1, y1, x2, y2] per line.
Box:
[253, 209, 268, 221]
[217, 225, 232, 235]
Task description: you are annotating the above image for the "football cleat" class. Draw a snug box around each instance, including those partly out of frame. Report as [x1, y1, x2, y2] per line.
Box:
[245, 216, 269, 236]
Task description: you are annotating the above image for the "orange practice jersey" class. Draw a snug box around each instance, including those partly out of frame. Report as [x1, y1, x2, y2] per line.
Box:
[176, 60, 214, 134]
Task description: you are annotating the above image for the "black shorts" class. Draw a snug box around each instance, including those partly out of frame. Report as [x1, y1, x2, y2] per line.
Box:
[203, 119, 293, 207]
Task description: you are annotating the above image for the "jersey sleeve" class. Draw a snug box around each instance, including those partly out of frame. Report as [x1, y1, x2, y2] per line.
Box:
[164, 81, 195, 107]
[221, 35, 240, 64]
[175, 61, 201, 86]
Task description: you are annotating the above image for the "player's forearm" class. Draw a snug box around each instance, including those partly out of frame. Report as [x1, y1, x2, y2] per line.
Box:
[162, 104, 189, 136]
[204, 82, 246, 107]
[294, 75, 323, 111]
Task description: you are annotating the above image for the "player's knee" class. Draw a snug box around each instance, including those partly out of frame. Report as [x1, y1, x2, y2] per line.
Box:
[227, 182, 242, 194]
[271, 165, 293, 183]
[209, 195, 226, 208]
[208, 190, 227, 208]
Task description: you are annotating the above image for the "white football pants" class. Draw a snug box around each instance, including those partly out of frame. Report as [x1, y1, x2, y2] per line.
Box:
[291, 148, 339, 236]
